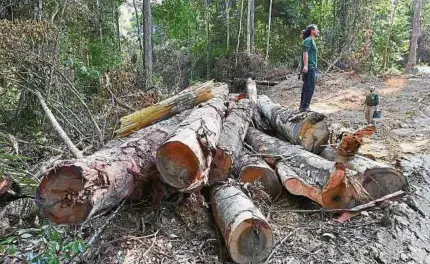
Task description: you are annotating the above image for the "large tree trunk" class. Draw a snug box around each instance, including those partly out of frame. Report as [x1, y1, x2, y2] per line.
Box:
[265, 0, 273, 60]
[257, 95, 329, 154]
[36, 116, 185, 225]
[320, 146, 406, 200]
[156, 87, 229, 192]
[209, 99, 254, 184]
[143, 0, 153, 88]
[246, 0, 254, 54]
[234, 151, 282, 199]
[246, 127, 365, 209]
[116, 81, 225, 136]
[406, 0, 422, 73]
[210, 184, 273, 264]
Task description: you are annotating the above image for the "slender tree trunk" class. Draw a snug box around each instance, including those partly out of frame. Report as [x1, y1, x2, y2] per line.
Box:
[235, 0, 244, 66]
[381, 0, 399, 72]
[38, 0, 43, 21]
[265, 0, 273, 61]
[143, 0, 153, 88]
[115, 7, 121, 52]
[205, 0, 210, 79]
[133, 0, 143, 74]
[95, 0, 102, 41]
[406, 0, 422, 73]
[225, 0, 230, 52]
[246, 0, 255, 54]
[32, 90, 82, 159]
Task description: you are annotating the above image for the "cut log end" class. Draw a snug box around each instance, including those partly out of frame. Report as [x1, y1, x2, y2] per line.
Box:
[209, 149, 233, 185]
[36, 165, 91, 225]
[239, 166, 282, 200]
[362, 167, 407, 199]
[299, 114, 330, 154]
[229, 218, 273, 264]
[156, 141, 200, 190]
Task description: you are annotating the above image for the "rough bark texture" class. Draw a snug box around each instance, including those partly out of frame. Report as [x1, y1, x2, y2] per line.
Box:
[209, 99, 254, 185]
[234, 152, 282, 200]
[211, 184, 273, 264]
[116, 81, 224, 136]
[320, 146, 407, 200]
[246, 0, 254, 54]
[406, 0, 422, 73]
[257, 95, 329, 154]
[246, 127, 364, 209]
[157, 88, 229, 192]
[36, 115, 185, 225]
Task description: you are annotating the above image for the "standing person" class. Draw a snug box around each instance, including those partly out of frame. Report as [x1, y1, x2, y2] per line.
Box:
[364, 86, 380, 125]
[300, 24, 320, 111]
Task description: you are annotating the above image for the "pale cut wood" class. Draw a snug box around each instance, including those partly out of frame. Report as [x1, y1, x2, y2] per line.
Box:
[246, 127, 364, 209]
[211, 184, 273, 263]
[157, 87, 229, 192]
[116, 81, 226, 136]
[320, 146, 406, 200]
[36, 115, 185, 225]
[234, 152, 282, 200]
[246, 78, 257, 103]
[257, 95, 329, 154]
[209, 99, 254, 185]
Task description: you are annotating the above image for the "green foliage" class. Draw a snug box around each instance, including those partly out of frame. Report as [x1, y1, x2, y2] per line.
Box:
[0, 224, 87, 263]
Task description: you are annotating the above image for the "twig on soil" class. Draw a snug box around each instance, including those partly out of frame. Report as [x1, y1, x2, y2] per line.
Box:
[142, 230, 159, 259]
[264, 228, 300, 264]
[87, 200, 126, 245]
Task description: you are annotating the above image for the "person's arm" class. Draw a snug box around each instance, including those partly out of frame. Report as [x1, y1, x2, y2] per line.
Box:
[302, 52, 309, 73]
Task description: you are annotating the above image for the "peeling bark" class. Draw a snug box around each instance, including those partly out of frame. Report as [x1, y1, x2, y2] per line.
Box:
[157, 87, 229, 192]
[209, 99, 254, 185]
[210, 183, 273, 263]
[36, 115, 185, 225]
[257, 95, 329, 154]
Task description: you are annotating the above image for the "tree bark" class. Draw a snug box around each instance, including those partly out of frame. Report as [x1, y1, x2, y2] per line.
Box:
[133, 0, 143, 75]
[257, 95, 329, 154]
[235, 0, 244, 66]
[406, 0, 422, 73]
[116, 80, 225, 136]
[33, 90, 82, 159]
[234, 152, 282, 200]
[156, 86, 229, 192]
[225, 0, 230, 52]
[246, 0, 254, 54]
[246, 127, 365, 209]
[210, 184, 273, 264]
[265, 0, 273, 60]
[143, 0, 153, 88]
[209, 99, 254, 184]
[320, 146, 406, 200]
[36, 116, 184, 225]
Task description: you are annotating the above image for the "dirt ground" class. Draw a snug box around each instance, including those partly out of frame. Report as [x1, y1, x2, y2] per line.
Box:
[4, 73, 430, 264]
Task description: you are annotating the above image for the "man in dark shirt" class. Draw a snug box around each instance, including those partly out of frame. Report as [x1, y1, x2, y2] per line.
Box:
[300, 24, 320, 111]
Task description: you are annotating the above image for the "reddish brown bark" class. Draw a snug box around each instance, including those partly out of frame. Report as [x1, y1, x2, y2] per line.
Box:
[36, 116, 183, 225]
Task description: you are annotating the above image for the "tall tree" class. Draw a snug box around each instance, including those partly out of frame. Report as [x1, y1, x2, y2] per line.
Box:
[205, 0, 210, 79]
[265, 0, 273, 60]
[226, 0, 230, 52]
[406, 0, 422, 73]
[235, 0, 245, 66]
[246, 0, 254, 54]
[133, 0, 143, 75]
[381, 0, 399, 72]
[143, 0, 153, 88]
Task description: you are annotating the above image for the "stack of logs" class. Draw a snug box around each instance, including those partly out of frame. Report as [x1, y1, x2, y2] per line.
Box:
[35, 79, 406, 263]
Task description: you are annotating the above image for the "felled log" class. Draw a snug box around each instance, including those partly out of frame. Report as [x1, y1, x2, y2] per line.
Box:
[116, 80, 226, 136]
[328, 124, 376, 157]
[320, 146, 406, 200]
[257, 95, 329, 154]
[211, 183, 273, 263]
[36, 115, 185, 225]
[228, 93, 247, 102]
[246, 127, 364, 209]
[209, 99, 254, 185]
[157, 87, 229, 192]
[234, 152, 282, 199]
[246, 78, 257, 103]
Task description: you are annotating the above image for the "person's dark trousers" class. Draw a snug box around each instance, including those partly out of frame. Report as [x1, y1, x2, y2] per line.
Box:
[300, 68, 316, 110]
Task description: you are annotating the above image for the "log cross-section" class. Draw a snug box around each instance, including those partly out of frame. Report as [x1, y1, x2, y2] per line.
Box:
[246, 127, 364, 209]
[36, 116, 184, 225]
[257, 95, 329, 153]
[157, 86, 229, 192]
[210, 184, 273, 263]
[209, 99, 254, 184]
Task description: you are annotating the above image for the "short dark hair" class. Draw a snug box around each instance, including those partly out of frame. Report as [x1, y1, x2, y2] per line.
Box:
[302, 24, 318, 40]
